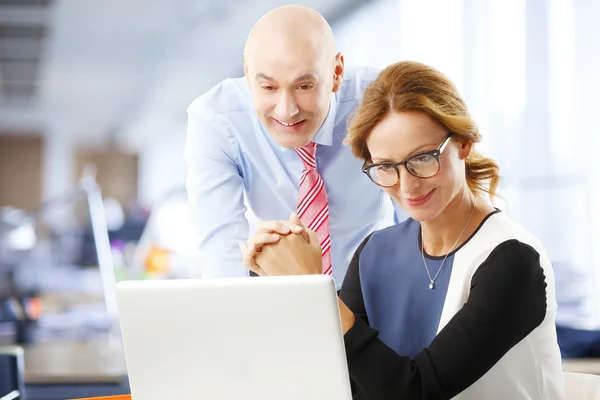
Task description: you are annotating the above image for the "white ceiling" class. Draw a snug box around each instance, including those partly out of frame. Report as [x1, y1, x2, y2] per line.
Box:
[0, 0, 368, 150]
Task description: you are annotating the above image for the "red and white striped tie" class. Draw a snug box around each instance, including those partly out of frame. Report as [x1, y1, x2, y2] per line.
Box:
[295, 142, 332, 275]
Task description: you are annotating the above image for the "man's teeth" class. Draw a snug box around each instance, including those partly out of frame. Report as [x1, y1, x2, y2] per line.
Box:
[280, 121, 300, 126]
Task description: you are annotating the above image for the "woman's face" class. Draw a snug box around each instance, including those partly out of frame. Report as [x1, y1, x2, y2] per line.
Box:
[365, 111, 471, 222]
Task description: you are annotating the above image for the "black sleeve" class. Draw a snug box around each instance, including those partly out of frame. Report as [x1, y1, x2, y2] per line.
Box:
[340, 239, 548, 400]
[339, 234, 373, 325]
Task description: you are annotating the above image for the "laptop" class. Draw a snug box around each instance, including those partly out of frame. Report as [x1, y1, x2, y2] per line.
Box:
[115, 275, 352, 400]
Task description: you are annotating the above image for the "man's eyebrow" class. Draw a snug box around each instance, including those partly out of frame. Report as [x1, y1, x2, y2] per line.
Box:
[254, 72, 317, 83]
[255, 72, 274, 81]
[293, 73, 317, 82]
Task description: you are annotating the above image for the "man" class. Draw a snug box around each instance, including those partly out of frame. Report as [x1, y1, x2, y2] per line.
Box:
[184, 5, 400, 286]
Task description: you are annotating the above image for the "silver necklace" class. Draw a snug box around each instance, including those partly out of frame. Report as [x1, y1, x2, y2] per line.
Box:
[421, 197, 477, 290]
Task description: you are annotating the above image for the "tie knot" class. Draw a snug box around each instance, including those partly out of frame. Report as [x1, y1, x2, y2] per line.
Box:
[295, 142, 317, 170]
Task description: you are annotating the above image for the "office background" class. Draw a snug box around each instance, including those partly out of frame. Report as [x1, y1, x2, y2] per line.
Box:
[0, 0, 599, 398]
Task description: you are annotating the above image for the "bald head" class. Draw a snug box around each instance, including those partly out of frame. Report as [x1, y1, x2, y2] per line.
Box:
[243, 5, 344, 149]
[244, 5, 336, 65]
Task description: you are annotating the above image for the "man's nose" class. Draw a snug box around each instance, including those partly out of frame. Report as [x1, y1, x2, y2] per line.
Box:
[274, 92, 299, 121]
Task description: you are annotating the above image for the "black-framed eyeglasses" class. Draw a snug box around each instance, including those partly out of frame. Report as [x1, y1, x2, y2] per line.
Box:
[362, 133, 453, 187]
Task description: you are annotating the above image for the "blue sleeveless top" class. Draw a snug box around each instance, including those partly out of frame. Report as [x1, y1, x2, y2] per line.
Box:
[359, 218, 455, 357]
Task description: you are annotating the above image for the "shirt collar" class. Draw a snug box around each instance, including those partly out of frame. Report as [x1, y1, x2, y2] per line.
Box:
[279, 92, 337, 152]
[311, 92, 337, 146]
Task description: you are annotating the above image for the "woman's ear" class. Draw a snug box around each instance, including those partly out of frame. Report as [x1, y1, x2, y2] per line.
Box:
[457, 139, 472, 161]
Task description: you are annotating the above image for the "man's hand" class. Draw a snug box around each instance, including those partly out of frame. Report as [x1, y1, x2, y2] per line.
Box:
[240, 214, 308, 276]
[254, 225, 322, 276]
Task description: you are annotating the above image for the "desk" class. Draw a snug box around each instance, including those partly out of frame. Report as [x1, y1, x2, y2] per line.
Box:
[562, 358, 600, 375]
[23, 336, 130, 400]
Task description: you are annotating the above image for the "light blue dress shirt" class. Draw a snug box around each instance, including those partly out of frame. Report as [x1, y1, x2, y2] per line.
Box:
[184, 66, 400, 287]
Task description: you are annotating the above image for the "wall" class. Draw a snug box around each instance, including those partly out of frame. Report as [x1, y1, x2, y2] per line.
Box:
[0, 134, 42, 212]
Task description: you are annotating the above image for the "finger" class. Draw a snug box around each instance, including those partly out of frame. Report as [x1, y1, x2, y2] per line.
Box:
[253, 249, 277, 277]
[289, 212, 309, 241]
[256, 221, 302, 235]
[289, 212, 308, 230]
[239, 242, 256, 267]
[280, 220, 304, 233]
[247, 232, 281, 248]
[239, 243, 265, 276]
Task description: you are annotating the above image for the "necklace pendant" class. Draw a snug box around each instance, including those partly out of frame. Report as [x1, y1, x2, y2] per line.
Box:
[429, 281, 435, 290]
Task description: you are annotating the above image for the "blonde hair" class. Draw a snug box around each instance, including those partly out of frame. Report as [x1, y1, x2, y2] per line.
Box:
[345, 61, 500, 201]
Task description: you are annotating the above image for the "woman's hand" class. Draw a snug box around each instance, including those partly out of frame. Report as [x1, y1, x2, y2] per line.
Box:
[338, 298, 356, 334]
[254, 225, 322, 276]
[240, 214, 308, 276]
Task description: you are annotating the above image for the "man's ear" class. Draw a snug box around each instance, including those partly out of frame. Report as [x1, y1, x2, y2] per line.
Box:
[244, 58, 251, 86]
[332, 52, 345, 93]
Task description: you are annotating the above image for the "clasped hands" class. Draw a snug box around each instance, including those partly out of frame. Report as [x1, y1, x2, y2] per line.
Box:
[240, 213, 357, 334]
[239, 213, 322, 277]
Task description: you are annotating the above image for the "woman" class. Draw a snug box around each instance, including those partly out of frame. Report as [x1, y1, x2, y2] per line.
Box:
[240, 61, 565, 399]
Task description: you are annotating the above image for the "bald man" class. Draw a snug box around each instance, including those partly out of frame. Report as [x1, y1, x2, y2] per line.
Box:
[184, 5, 399, 285]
